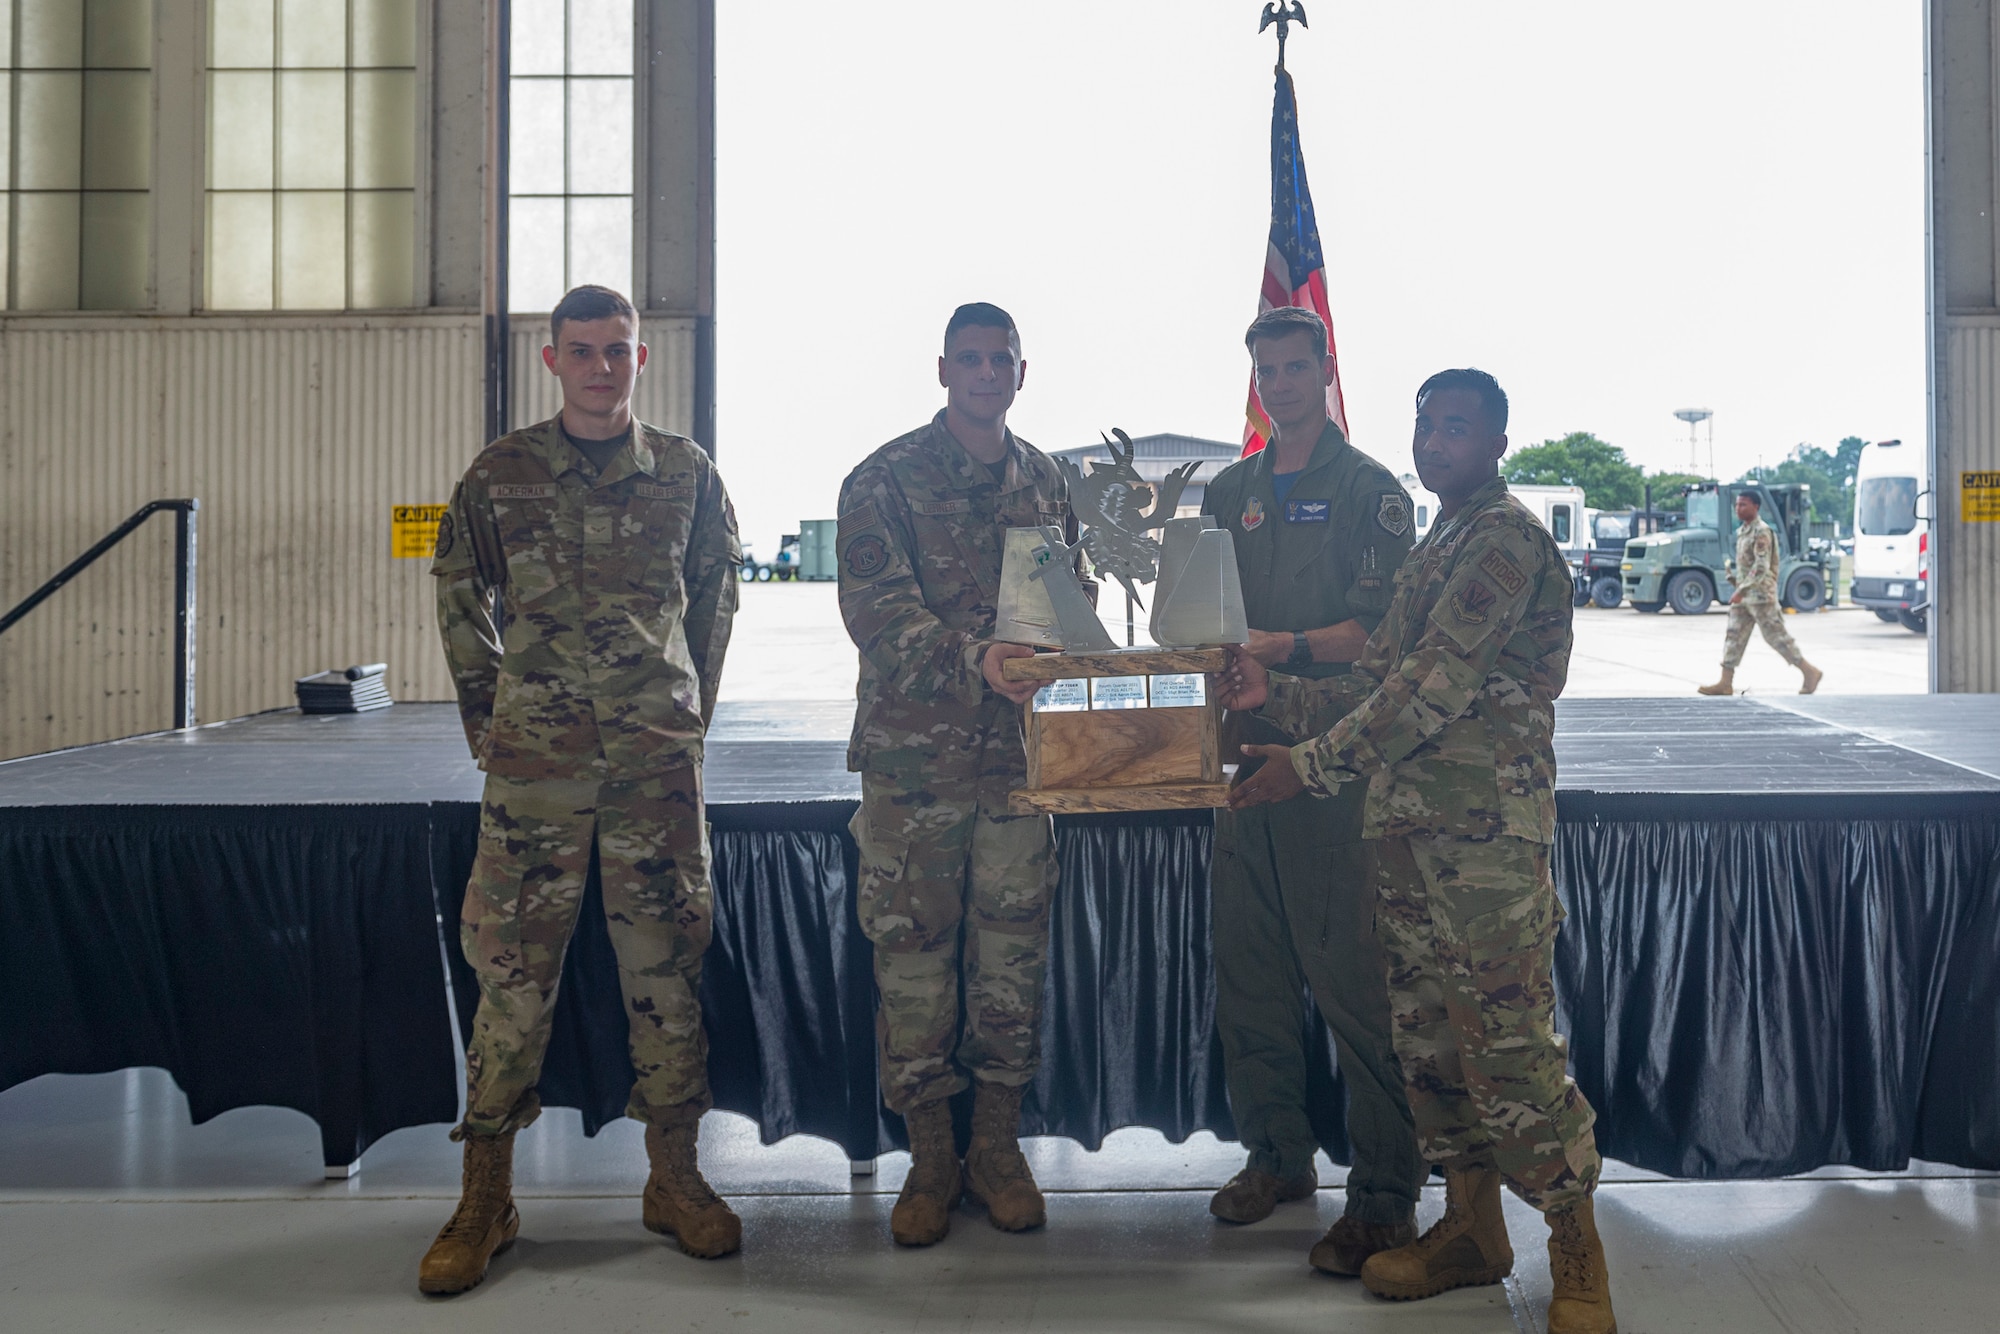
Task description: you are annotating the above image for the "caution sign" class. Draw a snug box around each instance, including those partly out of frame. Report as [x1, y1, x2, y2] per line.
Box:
[1963, 472, 2000, 523]
[392, 504, 449, 558]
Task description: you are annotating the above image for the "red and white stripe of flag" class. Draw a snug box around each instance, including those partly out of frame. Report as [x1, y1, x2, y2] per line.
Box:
[1241, 243, 1349, 456]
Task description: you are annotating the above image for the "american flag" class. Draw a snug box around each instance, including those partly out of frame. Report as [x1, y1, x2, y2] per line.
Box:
[1242, 67, 1348, 456]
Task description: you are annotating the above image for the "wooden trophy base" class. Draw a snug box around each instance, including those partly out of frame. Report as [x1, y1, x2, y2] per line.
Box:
[1003, 648, 1230, 815]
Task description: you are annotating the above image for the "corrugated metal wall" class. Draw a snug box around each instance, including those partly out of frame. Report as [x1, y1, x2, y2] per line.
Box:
[507, 316, 697, 438]
[1940, 317, 2000, 691]
[1, 315, 697, 761]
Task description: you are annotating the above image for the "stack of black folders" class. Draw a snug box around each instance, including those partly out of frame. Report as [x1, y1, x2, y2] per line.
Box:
[295, 662, 394, 713]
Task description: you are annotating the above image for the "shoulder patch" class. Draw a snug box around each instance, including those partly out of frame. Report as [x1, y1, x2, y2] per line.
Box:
[433, 512, 456, 559]
[1452, 579, 1497, 624]
[838, 501, 879, 534]
[843, 532, 890, 581]
[1376, 493, 1411, 536]
[1241, 495, 1267, 532]
[1477, 547, 1527, 595]
[490, 482, 557, 500]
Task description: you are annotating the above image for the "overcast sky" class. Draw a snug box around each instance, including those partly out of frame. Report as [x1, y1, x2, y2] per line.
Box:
[712, 1, 1925, 555]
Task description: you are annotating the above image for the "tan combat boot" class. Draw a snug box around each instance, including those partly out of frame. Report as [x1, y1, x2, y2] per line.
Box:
[643, 1105, 742, 1258]
[962, 1081, 1046, 1232]
[1360, 1159, 1513, 1301]
[1799, 661, 1823, 694]
[1310, 1212, 1419, 1276]
[891, 1098, 961, 1246]
[1696, 668, 1735, 696]
[1209, 1164, 1317, 1224]
[1546, 1195, 1619, 1334]
[418, 1131, 520, 1295]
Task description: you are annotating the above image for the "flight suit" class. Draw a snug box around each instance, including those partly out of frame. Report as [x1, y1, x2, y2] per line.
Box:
[432, 417, 740, 1137]
[837, 411, 1091, 1114]
[1201, 421, 1424, 1224]
[1259, 476, 1599, 1212]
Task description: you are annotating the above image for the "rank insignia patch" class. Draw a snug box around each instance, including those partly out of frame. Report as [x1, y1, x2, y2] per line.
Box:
[1452, 578, 1496, 623]
[1376, 494, 1411, 536]
[1241, 496, 1266, 532]
[844, 533, 890, 580]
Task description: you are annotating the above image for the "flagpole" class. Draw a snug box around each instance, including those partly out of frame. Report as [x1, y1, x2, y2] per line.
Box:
[1259, 1, 1308, 71]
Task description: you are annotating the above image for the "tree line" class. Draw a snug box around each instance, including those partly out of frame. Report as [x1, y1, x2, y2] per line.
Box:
[1500, 432, 1869, 528]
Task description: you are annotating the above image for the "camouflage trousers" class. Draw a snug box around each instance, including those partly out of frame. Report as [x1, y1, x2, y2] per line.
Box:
[1721, 597, 1803, 669]
[852, 765, 1057, 1113]
[455, 769, 713, 1138]
[1375, 833, 1600, 1212]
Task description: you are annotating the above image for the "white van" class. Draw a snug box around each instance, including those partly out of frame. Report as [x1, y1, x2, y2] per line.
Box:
[1849, 438, 1927, 632]
[1399, 474, 1588, 555]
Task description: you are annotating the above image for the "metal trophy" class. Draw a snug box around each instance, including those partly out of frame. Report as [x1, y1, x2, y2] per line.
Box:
[993, 430, 1248, 813]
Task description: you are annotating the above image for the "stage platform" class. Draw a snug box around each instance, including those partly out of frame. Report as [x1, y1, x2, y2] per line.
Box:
[3, 696, 1997, 1178]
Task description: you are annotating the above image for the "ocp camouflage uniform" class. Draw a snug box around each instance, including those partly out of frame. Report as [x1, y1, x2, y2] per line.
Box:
[1721, 512, 1802, 669]
[837, 410, 1091, 1113]
[1201, 421, 1425, 1225]
[1257, 476, 1599, 1213]
[432, 416, 740, 1138]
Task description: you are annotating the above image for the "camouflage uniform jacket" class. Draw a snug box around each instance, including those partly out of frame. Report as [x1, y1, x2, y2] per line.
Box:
[1726, 514, 1780, 604]
[1260, 476, 1573, 843]
[431, 416, 741, 780]
[837, 410, 1092, 776]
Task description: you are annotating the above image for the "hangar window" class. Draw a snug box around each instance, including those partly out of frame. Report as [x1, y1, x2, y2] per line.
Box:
[1, 0, 154, 310]
[204, 0, 418, 310]
[507, 0, 634, 312]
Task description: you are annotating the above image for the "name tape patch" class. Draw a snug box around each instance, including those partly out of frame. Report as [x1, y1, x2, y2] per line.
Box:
[1285, 499, 1330, 524]
[914, 499, 972, 516]
[490, 482, 557, 500]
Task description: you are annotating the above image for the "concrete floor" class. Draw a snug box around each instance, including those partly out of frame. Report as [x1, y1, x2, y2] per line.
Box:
[717, 582, 1929, 706]
[0, 1069, 1993, 1332]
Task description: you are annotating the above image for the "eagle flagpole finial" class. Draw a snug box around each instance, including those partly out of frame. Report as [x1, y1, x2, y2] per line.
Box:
[1259, 1, 1308, 69]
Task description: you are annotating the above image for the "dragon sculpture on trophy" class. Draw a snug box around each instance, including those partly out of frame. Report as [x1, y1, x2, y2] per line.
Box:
[1052, 428, 1203, 607]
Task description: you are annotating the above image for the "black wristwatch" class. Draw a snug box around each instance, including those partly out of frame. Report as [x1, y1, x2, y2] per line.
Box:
[1287, 631, 1312, 666]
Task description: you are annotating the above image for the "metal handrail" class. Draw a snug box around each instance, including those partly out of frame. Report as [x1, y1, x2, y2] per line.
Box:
[0, 499, 200, 729]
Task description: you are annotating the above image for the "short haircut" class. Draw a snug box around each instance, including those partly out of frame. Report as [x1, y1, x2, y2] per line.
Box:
[1244, 306, 1328, 362]
[550, 285, 638, 342]
[1737, 489, 1762, 507]
[1415, 367, 1509, 434]
[943, 302, 1019, 353]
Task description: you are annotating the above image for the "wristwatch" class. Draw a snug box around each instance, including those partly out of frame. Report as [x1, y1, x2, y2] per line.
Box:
[1287, 631, 1312, 666]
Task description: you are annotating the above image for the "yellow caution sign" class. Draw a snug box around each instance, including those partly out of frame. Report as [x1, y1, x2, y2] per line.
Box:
[392, 504, 449, 558]
[1963, 472, 2000, 523]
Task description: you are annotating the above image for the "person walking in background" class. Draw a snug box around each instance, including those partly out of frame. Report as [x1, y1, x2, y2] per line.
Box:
[1221, 368, 1618, 1334]
[422, 284, 743, 1294]
[1200, 307, 1426, 1276]
[1699, 490, 1823, 696]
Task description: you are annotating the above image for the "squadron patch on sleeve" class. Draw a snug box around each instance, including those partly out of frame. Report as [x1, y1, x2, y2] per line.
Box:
[1477, 547, 1526, 595]
[433, 512, 456, 559]
[1375, 493, 1411, 536]
[1452, 579, 1497, 624]
[844, 533, 890, 581]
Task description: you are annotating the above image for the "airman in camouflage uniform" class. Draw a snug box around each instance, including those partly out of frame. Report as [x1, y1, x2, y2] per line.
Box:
[1225, 370, 1617, 1334]
[420, 286, 744, 1295]
[1701, 490, 1822, 695]
[837, 303, 1091, 1247]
